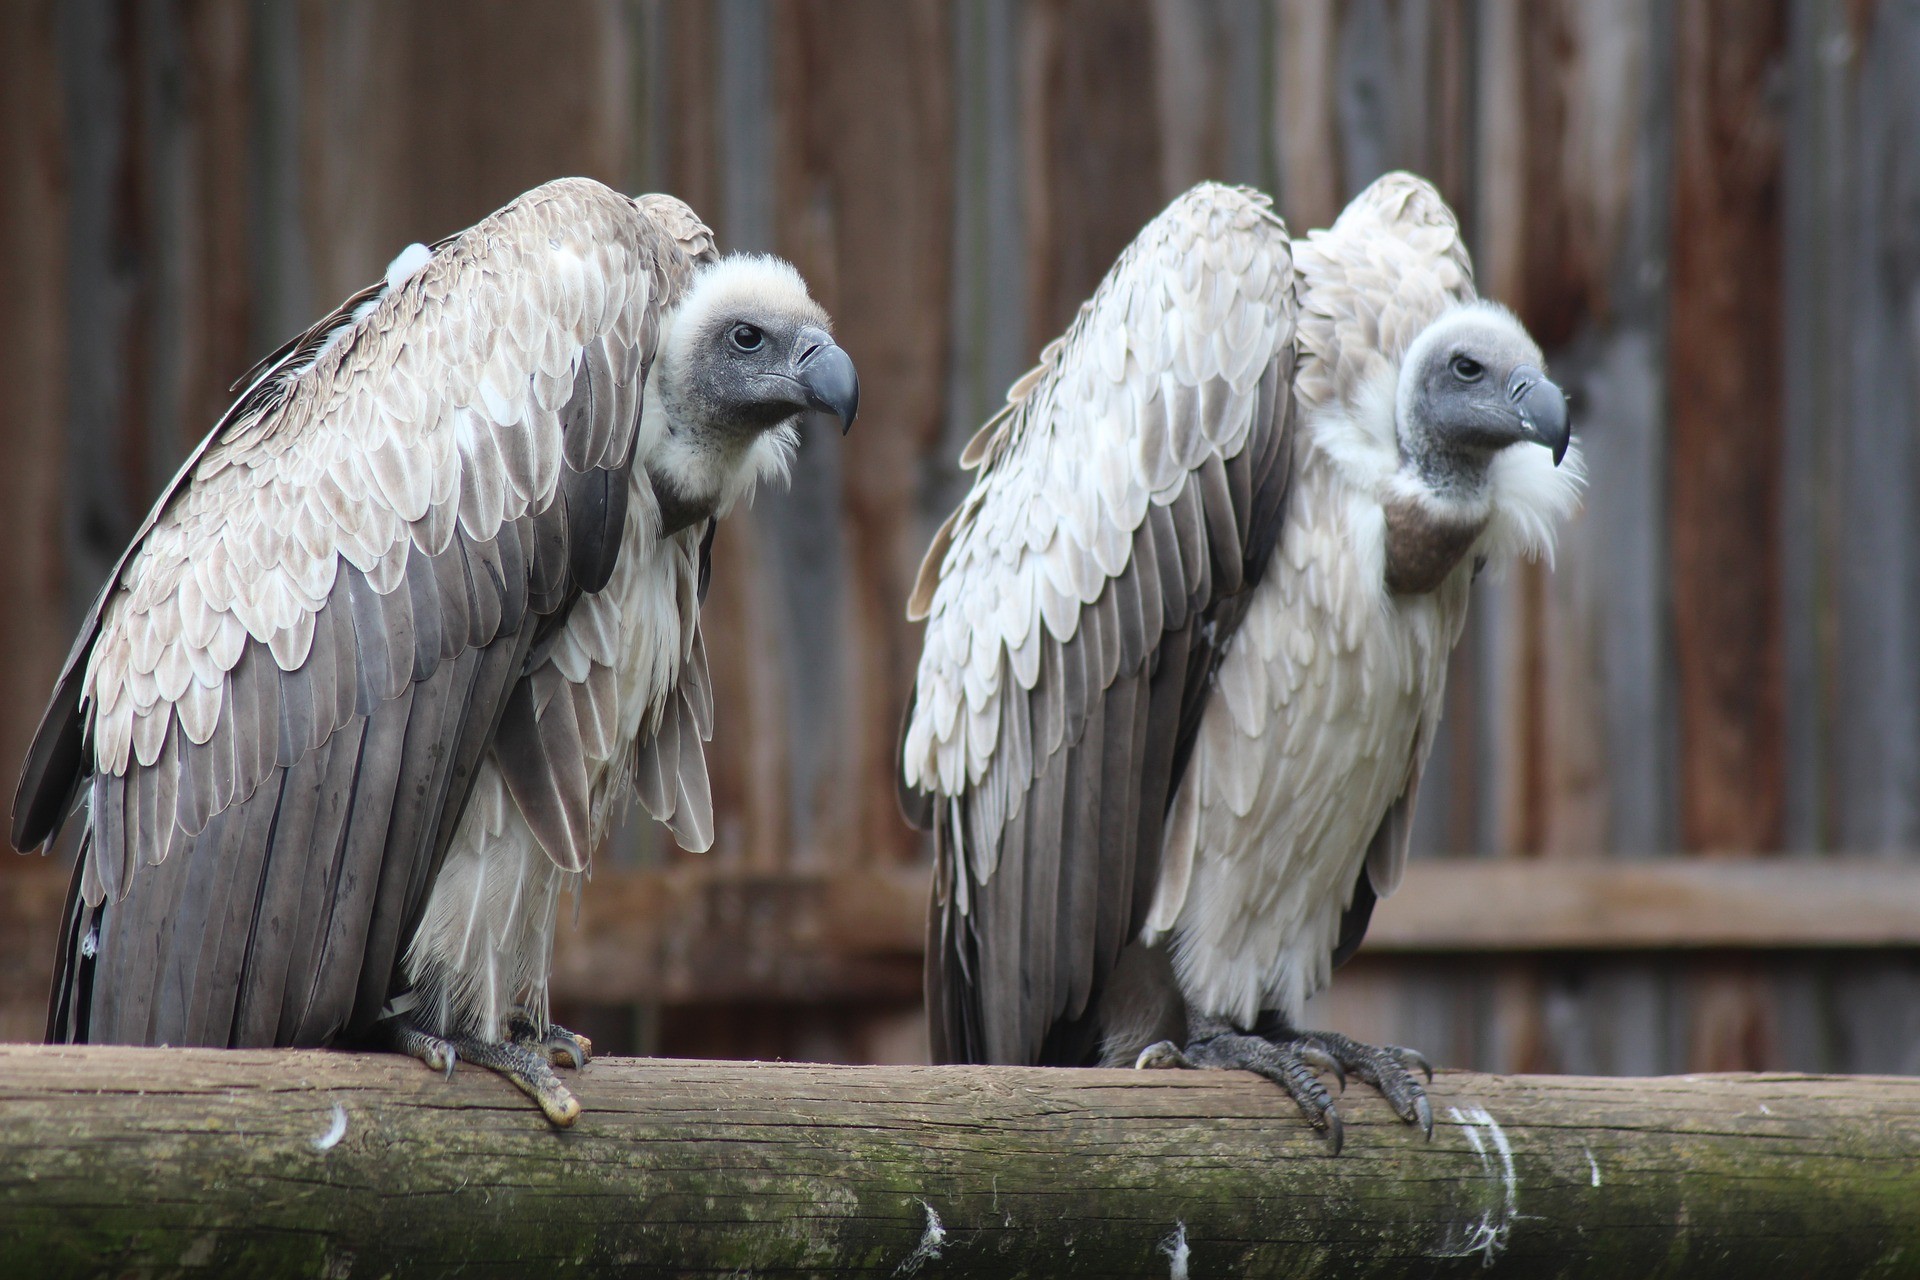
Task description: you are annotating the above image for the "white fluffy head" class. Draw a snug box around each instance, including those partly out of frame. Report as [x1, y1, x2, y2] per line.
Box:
[1395, 301, 1583, 570]
[643, 253, 838, 523]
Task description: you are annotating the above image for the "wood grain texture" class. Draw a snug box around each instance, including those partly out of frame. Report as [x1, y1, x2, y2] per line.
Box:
[771, 0, 953, 870]
[7, 858, 1919, 1042]
[1666, 0, 1789, 854]
[6, 0, 1920, 1078]
[0, 1047, 1914, 1279]
[0, 0, 70, 825]
[1021, 0, 1167, 340]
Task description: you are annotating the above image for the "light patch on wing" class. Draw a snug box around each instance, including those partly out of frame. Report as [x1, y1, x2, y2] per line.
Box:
[385, 242, 432, 290]
[901, 182, 1296, 800]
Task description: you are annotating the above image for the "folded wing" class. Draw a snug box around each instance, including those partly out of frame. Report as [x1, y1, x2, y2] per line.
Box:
[18, 179, 715, 1048]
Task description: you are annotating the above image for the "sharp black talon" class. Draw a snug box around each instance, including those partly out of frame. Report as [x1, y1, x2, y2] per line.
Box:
[1413, 1093, 1434, 1140]
[443, 1047, 458, 1082]
[1321, 1105, 1345, 1157]
[1393, 1045, 1435, 1083]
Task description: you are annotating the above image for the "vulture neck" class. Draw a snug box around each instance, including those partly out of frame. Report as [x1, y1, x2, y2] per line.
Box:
[1380, 488, 1488, 595]
[1379, 447, 1494, 596]
[639, 382, 793, 538]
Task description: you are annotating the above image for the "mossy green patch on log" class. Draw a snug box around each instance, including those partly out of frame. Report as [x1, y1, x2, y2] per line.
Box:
[0, 1046, 1915, 1278]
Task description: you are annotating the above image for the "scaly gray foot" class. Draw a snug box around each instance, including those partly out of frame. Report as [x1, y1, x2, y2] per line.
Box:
[1136, 1017, 1433, 1156]
[387, 1017, 583, 1127]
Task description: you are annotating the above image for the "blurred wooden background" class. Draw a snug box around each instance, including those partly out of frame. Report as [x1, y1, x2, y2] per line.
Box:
[1, 0, 1916, 1076]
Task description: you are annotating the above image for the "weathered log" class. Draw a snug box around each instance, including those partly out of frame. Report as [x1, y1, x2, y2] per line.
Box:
[0, 1046, 1915, 1278]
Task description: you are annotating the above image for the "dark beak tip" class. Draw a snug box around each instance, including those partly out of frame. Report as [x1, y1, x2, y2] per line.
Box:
[796, 341, 859, 435]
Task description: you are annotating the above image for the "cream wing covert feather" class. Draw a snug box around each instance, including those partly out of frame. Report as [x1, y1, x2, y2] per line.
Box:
[902, 184, 1301, 1066]
[17, 178, 726, 1050]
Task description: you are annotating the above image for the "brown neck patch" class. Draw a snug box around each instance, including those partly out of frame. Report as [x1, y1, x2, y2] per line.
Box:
[1382, 494, 1488, 595]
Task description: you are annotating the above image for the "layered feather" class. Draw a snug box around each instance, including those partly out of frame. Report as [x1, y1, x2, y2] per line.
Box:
[24, 177, 728, 1048]
[902, 183, 1300, 1065]
[903, 172, 1585, 1064]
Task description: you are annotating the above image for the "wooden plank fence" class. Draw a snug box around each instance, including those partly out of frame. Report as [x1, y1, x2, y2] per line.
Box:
[0, 0, 1915, 1078]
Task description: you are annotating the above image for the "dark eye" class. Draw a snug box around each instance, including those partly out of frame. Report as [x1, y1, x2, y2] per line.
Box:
[729, 323, 764, 352]
[1450, 354, 1484, 382]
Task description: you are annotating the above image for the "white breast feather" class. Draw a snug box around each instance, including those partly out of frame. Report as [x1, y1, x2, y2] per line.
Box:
[404, 481, 704, 1038]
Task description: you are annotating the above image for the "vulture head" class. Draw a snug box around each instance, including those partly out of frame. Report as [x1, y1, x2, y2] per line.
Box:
[646, 254, 860, 533]
[1395, 302, 1570, 489]
[1380, 302, 1579, 594]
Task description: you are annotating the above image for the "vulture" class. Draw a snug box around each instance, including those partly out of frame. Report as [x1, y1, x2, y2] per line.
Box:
[900, 174, 1579, 1150]
[12, 178, 858, 1126]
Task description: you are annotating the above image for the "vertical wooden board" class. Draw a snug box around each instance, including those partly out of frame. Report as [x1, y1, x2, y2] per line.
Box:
[59, 0, 147, 613]
[0, 0, 71, 824]
[292, 1, 410, 307]
[1467, 0, 1621, 861]
[1823, 1, 1920, 1081]
[1149, 0, 1270, 196]
[1779, 0, 1848, 853]
[768, 0, 954, 869]
[1539, 0, 1678, 862]
[1021, 0, 1167, 342]
[296, 0, 633, 303]
[1666, 0, 1788, 855]
[1271, 0, 1341, 231]
[175, 1, 256, 448]
[1834, 1, 1920, 854]
[943, 0, 1028, 517]
[249, 0, 313, 351]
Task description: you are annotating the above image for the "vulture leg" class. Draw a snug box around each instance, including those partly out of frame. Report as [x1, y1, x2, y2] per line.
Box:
[1135, 1013, 1433, 1156]
[384, 1016, 584, 1127]
[507, 1010, 594, 1071]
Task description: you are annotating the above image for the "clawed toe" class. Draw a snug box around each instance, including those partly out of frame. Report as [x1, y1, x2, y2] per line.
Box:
[385, 1016, 583, 1127]
[1389, 1044, 1435, 1083]
[1134, 1040, 1194, 1070]
[1144, 1018, 1436, 1153]
[508, 1015, 594, 1071]
[458, 1038, 582, 1127]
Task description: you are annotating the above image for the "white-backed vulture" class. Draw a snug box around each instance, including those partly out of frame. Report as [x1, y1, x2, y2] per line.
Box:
[13, 177, 859, 1125]
[900, 174, 1579, 1150]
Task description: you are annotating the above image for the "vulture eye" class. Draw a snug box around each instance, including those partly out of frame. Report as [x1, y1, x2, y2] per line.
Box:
[729, 323, 765, 353]
[1450, 355, 1485, 382]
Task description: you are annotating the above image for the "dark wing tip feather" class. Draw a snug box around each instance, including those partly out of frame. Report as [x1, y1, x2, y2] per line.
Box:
[895, 684, 935, 830]
[13, 671, 86, 851]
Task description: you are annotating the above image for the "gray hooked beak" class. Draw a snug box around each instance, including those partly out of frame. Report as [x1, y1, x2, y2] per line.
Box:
[792, 325, 859, 434]
[1507, 365, 1570, 466]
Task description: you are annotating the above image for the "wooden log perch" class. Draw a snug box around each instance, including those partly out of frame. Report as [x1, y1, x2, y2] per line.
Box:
[2, 1047, 1917, 1278]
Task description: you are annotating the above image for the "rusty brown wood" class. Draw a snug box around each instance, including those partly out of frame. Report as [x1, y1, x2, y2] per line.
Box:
[1666, 0, 1790, 855]
[1021, 0, 1168, 342]
[770, 0, 953, 871]
[5, 857, 1918, 1037]
[0, 0, 71, 822]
